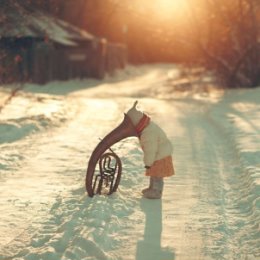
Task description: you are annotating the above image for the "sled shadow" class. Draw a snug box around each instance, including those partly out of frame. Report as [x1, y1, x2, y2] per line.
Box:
[136, 198, 175, 260]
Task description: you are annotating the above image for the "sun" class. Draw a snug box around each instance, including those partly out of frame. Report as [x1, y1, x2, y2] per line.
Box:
[152, 0, 189, 21]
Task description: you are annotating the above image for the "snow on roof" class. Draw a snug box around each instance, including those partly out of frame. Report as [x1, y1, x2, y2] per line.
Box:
[0, 3, 95, 46]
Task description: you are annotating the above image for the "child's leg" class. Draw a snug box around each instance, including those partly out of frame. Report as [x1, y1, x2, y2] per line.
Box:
[142, 177, 164, 199]
[152, 177, 164, 194]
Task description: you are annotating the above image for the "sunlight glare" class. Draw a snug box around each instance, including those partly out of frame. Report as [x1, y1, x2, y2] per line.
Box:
[153, 0, 188, 20]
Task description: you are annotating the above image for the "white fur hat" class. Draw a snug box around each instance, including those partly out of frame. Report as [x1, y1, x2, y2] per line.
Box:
[126, 101, 143, 126]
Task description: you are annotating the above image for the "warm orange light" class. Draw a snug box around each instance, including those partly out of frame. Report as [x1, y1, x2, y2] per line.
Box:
[152, 0, 189, 21]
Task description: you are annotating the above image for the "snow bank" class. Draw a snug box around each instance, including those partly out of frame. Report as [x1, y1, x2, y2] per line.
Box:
[209, 87, 259, 189]
[207, 87, 260, 257]
[0, 90, 71, 144]
[0, 87, 75, 174]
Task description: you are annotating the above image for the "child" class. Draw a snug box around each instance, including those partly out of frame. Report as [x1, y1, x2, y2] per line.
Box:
[127, 101, 174, 199]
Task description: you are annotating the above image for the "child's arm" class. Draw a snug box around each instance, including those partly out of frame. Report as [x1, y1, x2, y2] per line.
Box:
[140, 131, 157, 168]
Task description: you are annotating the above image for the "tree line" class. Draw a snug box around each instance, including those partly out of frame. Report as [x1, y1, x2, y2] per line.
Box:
[0, 0, 259, 87]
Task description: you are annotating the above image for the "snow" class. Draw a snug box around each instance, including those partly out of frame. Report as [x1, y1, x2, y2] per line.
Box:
[0, 64, 259, 260]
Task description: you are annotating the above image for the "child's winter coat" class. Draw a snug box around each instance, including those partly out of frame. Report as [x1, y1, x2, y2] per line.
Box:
[127, 101, 174, 178]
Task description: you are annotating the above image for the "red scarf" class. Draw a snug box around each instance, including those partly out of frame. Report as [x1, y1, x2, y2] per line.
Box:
[136, 114, 150, 137]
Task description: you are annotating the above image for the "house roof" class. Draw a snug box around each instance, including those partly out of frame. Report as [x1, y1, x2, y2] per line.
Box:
[0, 3, 95, 46]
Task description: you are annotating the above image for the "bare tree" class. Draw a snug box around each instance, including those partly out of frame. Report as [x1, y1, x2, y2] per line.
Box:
[186, 0, 260, 88]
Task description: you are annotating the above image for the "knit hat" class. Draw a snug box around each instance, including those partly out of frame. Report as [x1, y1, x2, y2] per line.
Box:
[126, 101, 143, 126]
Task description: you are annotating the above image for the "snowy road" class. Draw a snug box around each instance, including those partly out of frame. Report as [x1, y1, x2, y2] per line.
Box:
[0, 65, 259, 260]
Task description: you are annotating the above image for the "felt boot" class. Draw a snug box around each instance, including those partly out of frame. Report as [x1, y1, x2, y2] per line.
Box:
[143, 177, 164, 199]
[142, 177, 153, 194]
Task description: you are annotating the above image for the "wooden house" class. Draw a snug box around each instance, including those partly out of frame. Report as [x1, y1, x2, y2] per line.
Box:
[0, 3, 127, 84]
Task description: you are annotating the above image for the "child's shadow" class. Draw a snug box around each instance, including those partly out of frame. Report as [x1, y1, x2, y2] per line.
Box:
[135, 198, 175, 260]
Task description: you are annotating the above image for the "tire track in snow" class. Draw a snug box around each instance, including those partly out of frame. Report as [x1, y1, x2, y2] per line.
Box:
[1, 88, 259, 260]
[7, 152, 145, 260]
[48, 98, 259, 260]
[206, 100, 260, 259]
[0, 98, 146, 260]
[152, 99, 259, 259]
[156, 99, 228, 259]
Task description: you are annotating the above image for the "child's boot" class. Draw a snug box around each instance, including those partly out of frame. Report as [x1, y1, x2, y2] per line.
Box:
[143, 177, 164, 199]
[142, 177, 153, 194]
